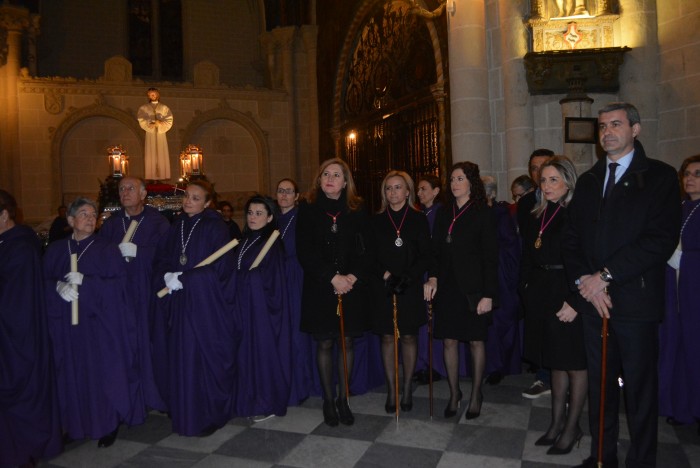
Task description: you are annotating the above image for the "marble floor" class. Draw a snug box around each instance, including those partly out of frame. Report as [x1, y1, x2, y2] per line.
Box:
[39, 373, 700, 468]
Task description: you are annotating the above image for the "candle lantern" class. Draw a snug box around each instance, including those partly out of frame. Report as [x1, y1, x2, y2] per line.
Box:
[185, 144, 203, 175]
[179, 144, 204, 181]
[107, 145, 128, 177]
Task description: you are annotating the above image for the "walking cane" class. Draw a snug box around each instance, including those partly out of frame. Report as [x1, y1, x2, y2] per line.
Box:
[597, 316, 609, 468]
[392, 294, 400, 421]
[428, 300, 434, 419]
[337, 294, 350, 402]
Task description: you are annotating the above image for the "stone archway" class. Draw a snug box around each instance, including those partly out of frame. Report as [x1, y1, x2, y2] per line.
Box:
[49, 98, 144, 204]
[180, 102, 271, 194]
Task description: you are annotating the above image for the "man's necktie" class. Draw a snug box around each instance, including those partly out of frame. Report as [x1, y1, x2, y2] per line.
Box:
[603, 162, 619, 202]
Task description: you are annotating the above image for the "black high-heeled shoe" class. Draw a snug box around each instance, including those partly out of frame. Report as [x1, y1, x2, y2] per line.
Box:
[534, 432, 560, 446]
[385, 394, 396, 414]
[400, 397, 413, 412]
[546, 430, 583, 455]
[323, 399, 339, 427]
[97, 426, 119, 448]
[443, 389, 463, 418]
[336, 397, 355, 425]
[464, 391, 483, 420]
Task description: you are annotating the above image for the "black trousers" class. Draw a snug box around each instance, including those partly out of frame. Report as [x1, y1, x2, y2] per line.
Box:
[582, 314, 659, 468]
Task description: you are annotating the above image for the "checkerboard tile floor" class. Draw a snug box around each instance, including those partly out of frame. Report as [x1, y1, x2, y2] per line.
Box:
[39, 373, 700, 468]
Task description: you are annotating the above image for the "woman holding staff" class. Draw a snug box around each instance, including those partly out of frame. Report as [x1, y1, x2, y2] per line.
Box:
[229, 195, 291, 420]
[153, 179, 236, 436]
[296, 158, 373, 426]
[424, 162, 498, 420]
[371, 171, 433, 413]
[44, 197, 136, 447]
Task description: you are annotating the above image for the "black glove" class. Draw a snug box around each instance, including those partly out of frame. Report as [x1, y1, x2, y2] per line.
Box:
[393, 274, 411, 295]
[384, 274, 400, 296]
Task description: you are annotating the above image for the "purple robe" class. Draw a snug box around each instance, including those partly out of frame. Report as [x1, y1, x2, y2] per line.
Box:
[659, 198, 700, 423]
[100, 206, 170, 412]
[485, 202, 522, 376]
[229, 231, 292, 417]
[279, 208, 314, 405]
[44, 234, 139, 439]
[153, 209, 236, 435]
[1, 225, 62, 467]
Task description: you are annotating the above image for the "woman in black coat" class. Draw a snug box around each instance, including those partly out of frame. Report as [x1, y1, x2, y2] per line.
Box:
[296, 158, 373, 427]
[424, 161, 498, 420]
[520, 156, 586, 455]
[371, 171, 433, 413]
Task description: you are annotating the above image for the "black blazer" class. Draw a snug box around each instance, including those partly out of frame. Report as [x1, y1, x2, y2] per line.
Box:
[562, 140, 681, 321]
[431, 202, 499, 304]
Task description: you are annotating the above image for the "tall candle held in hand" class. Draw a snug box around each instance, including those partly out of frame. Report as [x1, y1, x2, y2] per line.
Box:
[70, 253, 79, 325]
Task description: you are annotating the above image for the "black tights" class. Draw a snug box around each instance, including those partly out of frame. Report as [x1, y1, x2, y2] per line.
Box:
[443, 339, 485, 413]
[317, 337, 354, 401]
[381, 334, 417, 405]
[544, 369, 588, 449]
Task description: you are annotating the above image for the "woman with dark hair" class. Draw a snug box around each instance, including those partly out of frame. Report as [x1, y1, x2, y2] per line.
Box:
[424, 161, 498, 420]
[1, 190, 62, 466]
[296, 158, 373, 426]
[520, 156, 586, 455]
[417, 174, 444, 232]
[44, 197, 137, 447]
[276, 178, 314, 406]
[659, 154, 700, 433]
[371, 171, 433, 412]
[153, 179, 236, 436]
[230, 194, 292, 421]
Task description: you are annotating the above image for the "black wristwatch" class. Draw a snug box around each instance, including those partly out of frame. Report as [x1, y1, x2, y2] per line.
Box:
[600, 270, 613, 282]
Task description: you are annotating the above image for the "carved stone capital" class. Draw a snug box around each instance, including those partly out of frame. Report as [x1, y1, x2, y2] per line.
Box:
[0, 4, 30, 32]
[271, 26, 297, 51]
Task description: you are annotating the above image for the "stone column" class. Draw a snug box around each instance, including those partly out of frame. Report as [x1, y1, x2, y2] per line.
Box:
[498, 0, 534, 197]
[431, 82, 449, 178]
[272, 26, 299, 188]
[151, 0, 161, 80]
[617, 0, 659, 155]
[0, 5, 29, 199]
[447, 0, 491, 169]
[300, 25, 319, 189]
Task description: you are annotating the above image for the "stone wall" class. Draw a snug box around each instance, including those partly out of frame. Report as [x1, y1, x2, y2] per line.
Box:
[656, 0, 700, 169]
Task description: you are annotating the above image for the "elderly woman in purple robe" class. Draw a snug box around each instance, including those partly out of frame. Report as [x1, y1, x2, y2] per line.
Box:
[659, 154, 700, 434]
[44, 197, 136, 448]
[229, 195, 292, 421]
[153, 179, 236, 436]
[1, 190, 62, 466]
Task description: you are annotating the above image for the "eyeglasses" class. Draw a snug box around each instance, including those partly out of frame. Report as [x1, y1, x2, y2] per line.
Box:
[277, 188, 296, 195]
[683, 170, 700, 178]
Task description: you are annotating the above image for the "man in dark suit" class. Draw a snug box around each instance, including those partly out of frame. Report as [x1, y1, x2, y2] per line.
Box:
[563, 102, 681, 467]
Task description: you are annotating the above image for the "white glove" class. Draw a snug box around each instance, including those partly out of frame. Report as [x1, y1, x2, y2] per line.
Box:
[164, 272, 183, 293]
[119, 242, 138, 259]
[64, 272, 84, 285]
[56, 281, 79, 302]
